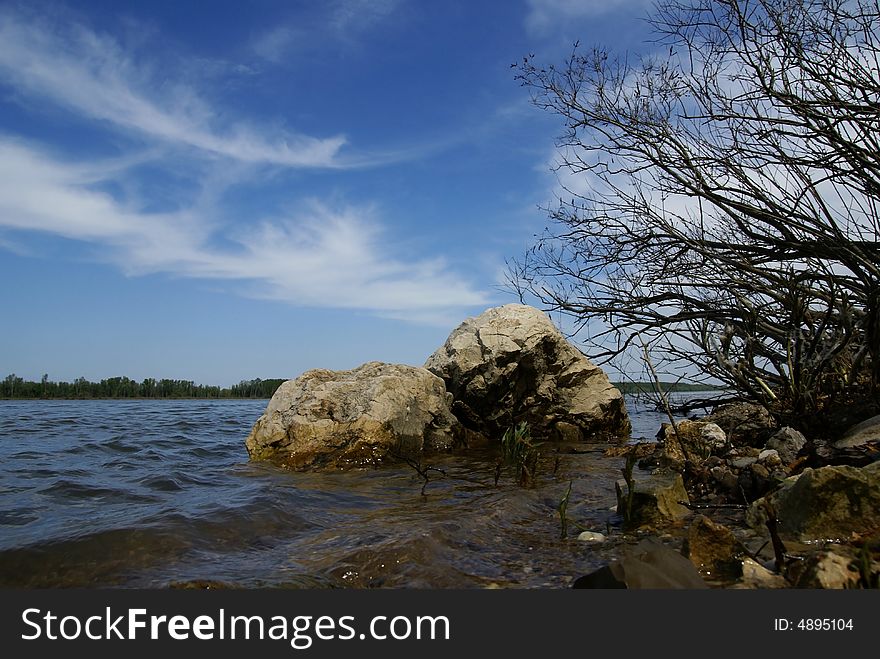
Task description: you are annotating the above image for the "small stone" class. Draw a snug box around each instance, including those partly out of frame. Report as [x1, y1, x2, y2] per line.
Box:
[738, 558, 787, 588]
[765, 427, 807, 465]
[758, 449, 781, 467]
[577, 531, 607, 543]
[710, 467, 740, 493]
[750, 463, 770, 479]
[704, 456, 724, 469]
[700, 423, 727, 450]
[729, 456, 758, 469]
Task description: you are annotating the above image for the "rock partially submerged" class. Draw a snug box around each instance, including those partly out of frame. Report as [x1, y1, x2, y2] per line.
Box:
[245, 362, 461, 470]
[425, 304, 629, 441]
[572, 539, 707, 589]
[615, 471, 690, 527]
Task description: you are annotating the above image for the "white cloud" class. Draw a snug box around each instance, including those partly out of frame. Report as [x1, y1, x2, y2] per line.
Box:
[250, 0, 401, 63]
[525, 0, 651, 36]
[0, 138, 488, 322]
[0, 10, 347, 168]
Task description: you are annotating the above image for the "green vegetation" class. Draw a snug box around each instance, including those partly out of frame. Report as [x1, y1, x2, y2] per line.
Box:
[0, 373, 286, 400]
[557, 480, 572, 540]
[500, 421, 540, 487]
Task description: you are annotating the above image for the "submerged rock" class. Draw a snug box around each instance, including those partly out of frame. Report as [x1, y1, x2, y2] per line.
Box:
[572, 539, 707, 589]
[245, 362, 461, 470]
[425, 304, 629, 442]
[747, 461, 880, 542]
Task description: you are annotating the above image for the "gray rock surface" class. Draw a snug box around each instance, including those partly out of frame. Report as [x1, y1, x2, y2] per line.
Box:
[425, 304, 629, 441]
[245, 362, 461, 469]
[765, 427, 807, 465]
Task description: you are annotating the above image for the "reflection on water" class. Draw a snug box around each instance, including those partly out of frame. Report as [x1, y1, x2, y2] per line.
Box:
[0, 396, 701, 588]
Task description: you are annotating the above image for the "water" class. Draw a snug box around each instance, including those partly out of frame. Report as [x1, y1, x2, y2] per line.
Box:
[0, 395, 692, 588]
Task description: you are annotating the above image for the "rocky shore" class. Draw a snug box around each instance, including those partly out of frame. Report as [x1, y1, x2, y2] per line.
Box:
[594, 405, 880, 588]
[245, 303, 879, 589]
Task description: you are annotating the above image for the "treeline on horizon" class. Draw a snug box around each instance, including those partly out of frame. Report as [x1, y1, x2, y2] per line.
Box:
[0, 374, 287, 399]
[612, 381, 726, 395]
[0, 372, 724, 400]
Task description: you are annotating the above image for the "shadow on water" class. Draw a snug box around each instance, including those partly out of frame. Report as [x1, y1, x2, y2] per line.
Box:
[0, 396, 687, 588]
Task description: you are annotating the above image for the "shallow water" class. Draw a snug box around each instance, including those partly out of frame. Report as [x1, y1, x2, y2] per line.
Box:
[0, 396, 687, 588]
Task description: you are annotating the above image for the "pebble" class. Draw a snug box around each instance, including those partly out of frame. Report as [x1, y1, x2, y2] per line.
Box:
[577, 531, 607, 543]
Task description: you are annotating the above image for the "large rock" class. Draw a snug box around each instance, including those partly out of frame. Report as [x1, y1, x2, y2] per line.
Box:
[245, 362, 461, 469]
[425, 304, 629, 441]
[747, 462, 880, 542]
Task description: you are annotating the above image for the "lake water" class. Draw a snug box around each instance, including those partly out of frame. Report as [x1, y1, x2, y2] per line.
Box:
[0, 395, 692, 588]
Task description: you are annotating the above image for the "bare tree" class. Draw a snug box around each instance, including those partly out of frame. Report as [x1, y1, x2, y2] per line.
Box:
[509, 0, 880, 427]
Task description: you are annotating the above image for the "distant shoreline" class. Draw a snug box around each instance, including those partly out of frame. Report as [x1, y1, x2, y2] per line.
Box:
[1, 380, 726, 401]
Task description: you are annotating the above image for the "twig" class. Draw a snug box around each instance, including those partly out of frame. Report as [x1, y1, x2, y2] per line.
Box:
[677, 500, 747, 510]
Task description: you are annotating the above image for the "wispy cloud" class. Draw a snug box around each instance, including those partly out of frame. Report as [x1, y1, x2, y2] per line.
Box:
[251, 0, 402, 63]
[0, 138, 488, 322]
[525, 0, 651, 36]
[0, 9, 347, 167]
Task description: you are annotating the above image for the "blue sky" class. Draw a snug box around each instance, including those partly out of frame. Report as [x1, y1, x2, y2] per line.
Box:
[0, 0, 653, 386]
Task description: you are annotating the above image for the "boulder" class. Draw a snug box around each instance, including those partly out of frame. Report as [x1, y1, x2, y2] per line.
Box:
[245, 362, 461, 470]
[747, 462, 880, 542]
[683, 515, 745, 578]
[616, 471, 690, 527]
[425, 304, 629, 441]
[765, 427, 807, 465]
